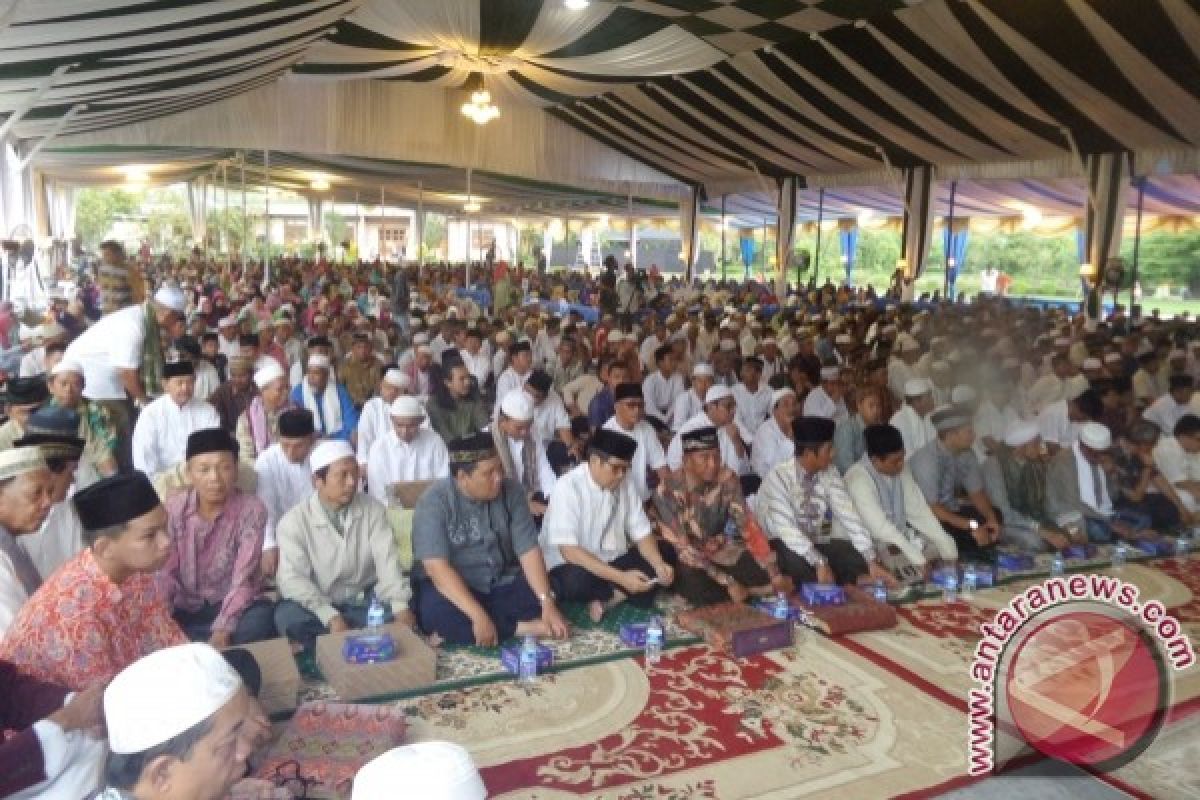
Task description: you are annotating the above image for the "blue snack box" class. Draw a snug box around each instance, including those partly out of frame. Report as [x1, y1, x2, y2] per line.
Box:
[966, 564, 997, 588]
[619, 623, 648, 647]
[996, 552, 1035, 571]
[500, 642, 554, 675]
[929, 566, 958, 588]
[342, 632, 397, 664]
[800, 583, 846, 606]
[1133, 538, 1174, 556]
[1063, 543, 1098, 560]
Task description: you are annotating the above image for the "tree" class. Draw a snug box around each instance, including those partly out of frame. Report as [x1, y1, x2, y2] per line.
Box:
[75, 188, 139, 247]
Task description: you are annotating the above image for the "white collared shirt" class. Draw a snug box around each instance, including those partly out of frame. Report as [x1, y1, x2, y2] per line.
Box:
[604, 416, 667, 502]
[751, 417, 794, 478]
[254, 445, 314, 550]
[131, 396, 221, 476]
[365, 428, 450, 505]
[541, 463, 652, 570]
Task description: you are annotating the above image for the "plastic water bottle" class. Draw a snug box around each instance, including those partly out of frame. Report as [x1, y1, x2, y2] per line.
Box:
[962, 564, 978, 595]
[1175, 534, 1191, 561]
[366, 595, 385, 635]
[1051, 553, 1065, 577]
[873, 580, 888, 603]
[518, 635, 539, 684]
[1112, 540, 1128, 569]
[772, 592, 791, 621]
[644, 616, 664, 666]
[943, 573, 958, 604]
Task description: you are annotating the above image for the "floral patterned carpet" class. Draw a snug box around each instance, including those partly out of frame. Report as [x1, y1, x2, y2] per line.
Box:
[268, 552, 1198, 799]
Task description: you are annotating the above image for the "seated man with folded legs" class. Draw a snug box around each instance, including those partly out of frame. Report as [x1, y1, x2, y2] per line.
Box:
[758, 417, 895, 587]
[161, 428, 276, 648]
[910, 406, 1003, 562]
[274, 440, 413, 653]
[411, 432, 570, 646]
[654, 427, 792, 607]
[542, 428, 674, 622]
[1047, 422, 1146, 544]
[844, 424, 958, 584]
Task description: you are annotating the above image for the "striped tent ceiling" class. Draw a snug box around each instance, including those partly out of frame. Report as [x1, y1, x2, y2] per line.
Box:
[5, 0, 1200, 201]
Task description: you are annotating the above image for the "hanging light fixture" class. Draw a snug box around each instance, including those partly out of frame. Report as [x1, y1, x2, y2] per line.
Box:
[461, 74, 500, 125]
[564, 0, 590, 9]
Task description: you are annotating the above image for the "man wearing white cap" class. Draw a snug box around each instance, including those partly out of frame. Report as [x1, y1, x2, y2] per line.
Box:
[752, 388, 797, 478]
[803, 366, 849, 423]
[760, 337, 786, 384]
[357, 368, 414, 468]
[216, 315, 241, 362]
[353, 742, 486, 800]
[289, 353, 359, 442]
[275, 439, 412, 651]
[233, 362, 293, 463]
[889, 379, 937, 460]
[492, 389, 557, 515]
[132, 361, 221, 478]
[1046, 421, 1134, 543]
[982, 421, 1079, 553]
[366, 396, 449, 505]
[45, 359, 119, 484]
[0, 446, 57, 636]
[887, 335, 922, 400]
[62, 285, 188, 465]
[96, 643, 268, 800]
[671, 363, 715, 433]
[668, 386, 747, 476]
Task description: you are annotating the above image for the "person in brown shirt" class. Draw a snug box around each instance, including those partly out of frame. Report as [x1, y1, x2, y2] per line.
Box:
[340, 333, 382, 410]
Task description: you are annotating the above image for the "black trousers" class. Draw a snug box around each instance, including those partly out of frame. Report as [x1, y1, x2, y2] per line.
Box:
[673, 538, 868, 607]
[943, 505, 1001, 563]
[548, 550, 658, 608]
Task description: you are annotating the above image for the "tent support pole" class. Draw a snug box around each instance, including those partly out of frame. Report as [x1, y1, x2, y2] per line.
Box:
[1130, 177, 1145, 312]
[812, 188, 824, 289]
[262, 148, 270, 288]
[720, 194, 726, 282]
[944, 180, 957, 300]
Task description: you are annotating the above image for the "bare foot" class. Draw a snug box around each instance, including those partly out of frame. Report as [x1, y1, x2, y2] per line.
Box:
[515, 619, 552, 638]
[588, 600, 606, 623]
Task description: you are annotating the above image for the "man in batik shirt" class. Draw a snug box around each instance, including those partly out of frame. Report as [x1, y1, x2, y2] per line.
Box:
[653, 426, 792, 607]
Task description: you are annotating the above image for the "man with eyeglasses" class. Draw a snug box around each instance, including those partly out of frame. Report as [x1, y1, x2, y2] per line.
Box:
[602, 383, 669, 504]
[541, 429, 674, 623]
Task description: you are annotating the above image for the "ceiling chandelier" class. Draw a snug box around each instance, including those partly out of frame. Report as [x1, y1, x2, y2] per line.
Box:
[461, 86, 499, 125]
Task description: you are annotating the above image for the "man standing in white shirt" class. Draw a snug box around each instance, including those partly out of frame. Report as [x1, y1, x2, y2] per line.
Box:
[366, 396, 449, 505]
[131, 361, 221, 477]
[642, 344, 684, 429]
[803, 366, 849, 423]
[672, 363, 714, 433]
[732, 357, 772, 442]
[254, 409, 317, 578]
[542, 429, 674, 622]
[889, 379, 937, 459]
[603, 383, 669, 504]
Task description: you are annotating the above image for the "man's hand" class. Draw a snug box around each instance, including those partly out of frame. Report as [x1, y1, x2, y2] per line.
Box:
[209, 630, 232, 650]
[260, 547, 280, 578]
[328, 615, 351, 634]
[471, 612, 499, 647]
[866, 561, 897, 587]
[652, 562, 675, 587]
[49, 684, 105, 733]
[393, 609, 417, 629]
[617, 570, 654, 594]
[726, 580, 750, 605]
[815, 562, 836, 585]
[541, 603, 571, 639]
[770, 574, 795, 596]
[1042, 529, 1070, 551]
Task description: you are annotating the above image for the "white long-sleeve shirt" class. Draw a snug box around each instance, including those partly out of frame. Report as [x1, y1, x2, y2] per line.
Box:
[643, 371, 684, 426]
[131, 396, 221, 476]
[802, 387, 848, 423]
[843, 461, 957, 567]
[757, 459, 876, 565]
[540, 463, 653, 570]
[671, 389, 705, 433]
[890, 405, 936, 460]
[365, 429, 449, 505]
[254, 445, 313, 551]
[732, 382, 772, 441]
[751, 417, 794, 478]
[603, 416, 667, 503]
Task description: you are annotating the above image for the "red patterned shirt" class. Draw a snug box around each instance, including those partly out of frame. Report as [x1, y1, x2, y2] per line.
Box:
[0, 549, 186, 691]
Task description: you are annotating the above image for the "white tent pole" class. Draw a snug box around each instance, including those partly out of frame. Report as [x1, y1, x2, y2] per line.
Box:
[221, 162, 229, 263]
[239, 155, 246, 263]
[380, 185, 385, 262]
[262, 148, 270, 288]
